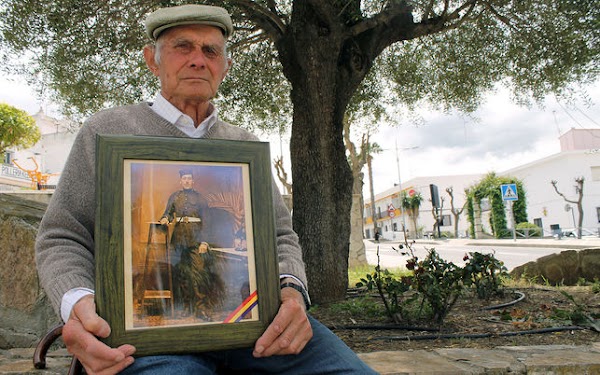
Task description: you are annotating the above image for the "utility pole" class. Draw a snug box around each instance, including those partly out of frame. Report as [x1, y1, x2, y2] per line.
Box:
[394, 140, 419, 239]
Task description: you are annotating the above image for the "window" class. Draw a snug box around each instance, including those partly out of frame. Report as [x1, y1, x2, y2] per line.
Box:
[440, 214, 452, 226]
[3, 152, 13, 164]
[591, 166, 600, 181]
[534, 218, 543, 228]
[393, 223, 398, 231]
[597, 207, 600, 223]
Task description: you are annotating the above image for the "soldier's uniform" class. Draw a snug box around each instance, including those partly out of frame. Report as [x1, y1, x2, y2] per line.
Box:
[161, 187, 223, 319]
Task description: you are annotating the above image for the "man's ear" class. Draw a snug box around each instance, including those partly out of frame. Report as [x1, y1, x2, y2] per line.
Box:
[143, 45, 159, 77]
[221, 57, 232, 81]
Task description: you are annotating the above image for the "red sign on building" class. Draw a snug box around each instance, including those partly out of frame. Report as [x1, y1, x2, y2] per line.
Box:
[388, 204, 396, 217]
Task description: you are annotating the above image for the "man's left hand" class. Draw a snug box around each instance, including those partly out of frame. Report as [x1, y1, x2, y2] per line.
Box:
[252, 287, 312, 357]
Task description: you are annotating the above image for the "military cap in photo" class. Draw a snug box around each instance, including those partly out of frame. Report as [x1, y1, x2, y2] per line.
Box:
[179, 169, 193, 177]
[145, 4, 233, 40]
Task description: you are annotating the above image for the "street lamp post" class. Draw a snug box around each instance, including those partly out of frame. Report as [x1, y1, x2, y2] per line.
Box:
[394, 141, 419, 240]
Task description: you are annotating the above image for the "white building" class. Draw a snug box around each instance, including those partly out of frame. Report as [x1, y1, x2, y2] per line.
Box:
[0, 109, 78, 190]
[502, 128, 600, 236]
[364, 174, 482, 240]
[365, 128, 600, 239]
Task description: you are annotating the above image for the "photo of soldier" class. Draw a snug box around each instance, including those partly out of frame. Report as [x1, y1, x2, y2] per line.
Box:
[159, 169, 225, 319]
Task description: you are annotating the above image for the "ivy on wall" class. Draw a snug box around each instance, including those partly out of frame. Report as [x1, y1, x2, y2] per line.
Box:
[465, 173, 528, 239]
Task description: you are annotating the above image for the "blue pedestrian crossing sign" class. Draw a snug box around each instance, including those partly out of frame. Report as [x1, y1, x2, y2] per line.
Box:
[501, 184, 518, 201]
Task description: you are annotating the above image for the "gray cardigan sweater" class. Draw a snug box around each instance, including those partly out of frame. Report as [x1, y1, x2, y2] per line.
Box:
[35, 102, 307, 316]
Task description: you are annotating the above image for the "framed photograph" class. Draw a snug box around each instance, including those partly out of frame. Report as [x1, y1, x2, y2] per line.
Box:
[95, 135, 280, 356]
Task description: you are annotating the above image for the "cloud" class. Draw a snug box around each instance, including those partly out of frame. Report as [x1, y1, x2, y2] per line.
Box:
[366, 83, 600, 195]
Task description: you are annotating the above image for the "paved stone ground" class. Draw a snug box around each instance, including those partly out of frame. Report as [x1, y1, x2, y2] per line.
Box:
[0, 347, 72, 374]
[358, 342, 600, 375]
[2, 342, 600, 374]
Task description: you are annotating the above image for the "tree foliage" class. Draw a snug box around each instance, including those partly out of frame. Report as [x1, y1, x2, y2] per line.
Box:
[401, 190, 423, 238]
[1, 0, 598, 302]
[0, 103, 40, 155]
[2, 1, 597, 122]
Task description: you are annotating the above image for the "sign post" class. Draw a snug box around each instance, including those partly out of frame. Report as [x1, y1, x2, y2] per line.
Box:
[501, 184, 519, 241]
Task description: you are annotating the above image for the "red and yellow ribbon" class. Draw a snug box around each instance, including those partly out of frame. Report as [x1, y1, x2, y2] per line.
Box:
[223, 290, 258, 323]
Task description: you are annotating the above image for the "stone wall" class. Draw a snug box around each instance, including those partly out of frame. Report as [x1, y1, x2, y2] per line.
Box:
[0, 194, 58, 349]
[510, 248, 600, 285]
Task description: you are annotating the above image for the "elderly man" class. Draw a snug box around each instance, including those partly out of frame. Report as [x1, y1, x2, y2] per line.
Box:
[35, 4, 376, 374]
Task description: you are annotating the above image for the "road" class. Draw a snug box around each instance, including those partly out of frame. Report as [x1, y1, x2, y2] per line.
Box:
[364, 240, 567, 271]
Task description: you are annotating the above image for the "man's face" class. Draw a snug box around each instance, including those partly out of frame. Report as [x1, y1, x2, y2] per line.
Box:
[180, 174, 193, 189]
[145, 24, 231, 105]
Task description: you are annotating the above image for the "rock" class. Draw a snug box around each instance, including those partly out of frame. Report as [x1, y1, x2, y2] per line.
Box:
[0, 194, 59, 350]
[510, 248, 600, 285]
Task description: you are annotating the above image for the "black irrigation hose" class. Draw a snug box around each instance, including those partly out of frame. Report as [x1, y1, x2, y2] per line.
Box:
[369, 326, 588, 342]
[481, 291, 526, 311]
[328, 324, 439, 332]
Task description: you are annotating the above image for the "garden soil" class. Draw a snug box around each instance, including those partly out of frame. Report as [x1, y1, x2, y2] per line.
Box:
[310, 286, 600, 353]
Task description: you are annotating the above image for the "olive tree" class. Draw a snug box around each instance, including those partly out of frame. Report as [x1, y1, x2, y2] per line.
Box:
[1, 0, 597, 302]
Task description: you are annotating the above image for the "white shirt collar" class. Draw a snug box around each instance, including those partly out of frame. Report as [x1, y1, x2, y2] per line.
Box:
[150, 93, 218, 138]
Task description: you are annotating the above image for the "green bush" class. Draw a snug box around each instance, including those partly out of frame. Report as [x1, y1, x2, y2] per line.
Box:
[358, 246, 508, 325]
[409, 249, 464, 324]
[462, 252, 507, 300]
[357, 265, 413, 322]
[515, 222, 542, 238]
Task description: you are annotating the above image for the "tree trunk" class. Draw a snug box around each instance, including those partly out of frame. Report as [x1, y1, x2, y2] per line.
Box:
[577, 204, 584, 239]
[277, 4, 365, 303]
[349, 170, 367, 267]
[349, 193, 368, 268]
[453, 213, 460, 238]
[367, 156, 377, 239]
[289, 103, 352, 303]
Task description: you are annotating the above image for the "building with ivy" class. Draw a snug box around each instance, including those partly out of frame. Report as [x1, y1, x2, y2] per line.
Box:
[365, 128, 600, 240]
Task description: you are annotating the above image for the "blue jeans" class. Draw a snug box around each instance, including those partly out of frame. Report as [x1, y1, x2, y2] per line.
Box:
[120, 316, 377, 374]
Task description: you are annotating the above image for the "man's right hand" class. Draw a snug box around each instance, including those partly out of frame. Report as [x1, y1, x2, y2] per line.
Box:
[159, 217, 169, 225]
[62, 295, 136, 375]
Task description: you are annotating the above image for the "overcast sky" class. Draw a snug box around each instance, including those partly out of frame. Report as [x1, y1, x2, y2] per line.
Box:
[1, 73, 599, 197]
[365, 83, 600, 195]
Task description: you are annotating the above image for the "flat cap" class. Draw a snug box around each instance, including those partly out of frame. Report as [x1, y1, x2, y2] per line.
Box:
[145, 4, 233, 40]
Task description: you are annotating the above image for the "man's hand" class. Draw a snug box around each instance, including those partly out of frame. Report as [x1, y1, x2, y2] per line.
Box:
[159, 217, 169, 225]
[62, 295, 136, 375]
[252, 286, 313, 357]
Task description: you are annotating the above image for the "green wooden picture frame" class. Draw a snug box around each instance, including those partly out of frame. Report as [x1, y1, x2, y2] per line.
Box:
[95, 135, 280, 356]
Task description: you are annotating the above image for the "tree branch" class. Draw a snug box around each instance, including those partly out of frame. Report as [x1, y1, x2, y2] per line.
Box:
[442, 0, 450, 17]
[226, 0, 287, 40]
[343, 117, 358, 165]
[230, 31, 270, 50]
[423, 0, 436, 20]
[349, 2, 413, 38]
[550, 180, 578, 205]
[413, 0, 479, 39]
[481, 0, 517, 31]
[274, 156, 293, 194]
[266, 0, 278, 14]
